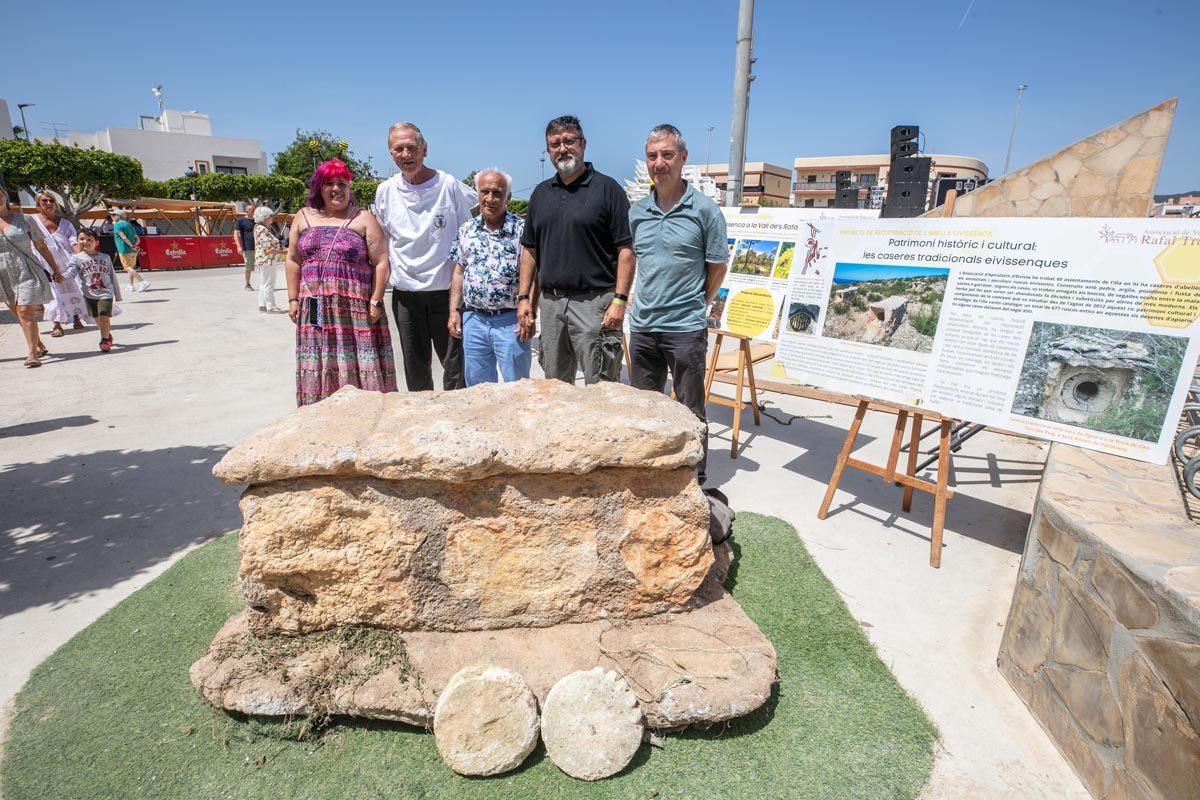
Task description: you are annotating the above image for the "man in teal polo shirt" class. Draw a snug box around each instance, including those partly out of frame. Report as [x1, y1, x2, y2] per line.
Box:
[628, 124, 728, 483]
[111, 209, 150, 292]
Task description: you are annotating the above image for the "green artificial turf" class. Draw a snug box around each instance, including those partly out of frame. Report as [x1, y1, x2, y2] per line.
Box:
[2, 513, 936, 799]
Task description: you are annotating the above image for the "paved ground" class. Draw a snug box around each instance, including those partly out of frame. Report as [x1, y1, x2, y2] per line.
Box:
[0, 266, 1086, 797]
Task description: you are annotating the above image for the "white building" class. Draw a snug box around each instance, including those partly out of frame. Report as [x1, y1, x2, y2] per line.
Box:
[0, 99, 13, 140]
[53, 108, 267, 181]
[624, 160, 722, 205]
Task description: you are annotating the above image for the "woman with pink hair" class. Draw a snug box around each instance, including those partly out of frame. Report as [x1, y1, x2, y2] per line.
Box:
[284, 159, 397, 405]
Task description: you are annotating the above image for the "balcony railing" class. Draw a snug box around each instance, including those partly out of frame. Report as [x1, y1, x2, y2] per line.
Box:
[792, 181, 837, 191]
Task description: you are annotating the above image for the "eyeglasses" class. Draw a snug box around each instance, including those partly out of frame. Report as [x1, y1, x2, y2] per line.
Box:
[547, 135, 582, 151]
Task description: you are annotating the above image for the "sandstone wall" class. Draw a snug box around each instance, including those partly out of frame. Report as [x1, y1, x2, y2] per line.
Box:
[998, 444, 1200, 800]
[924, 99, 1176, 219]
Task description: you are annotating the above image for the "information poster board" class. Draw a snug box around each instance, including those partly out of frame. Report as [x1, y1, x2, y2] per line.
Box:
[718, 208, 1200, 463]
[709, 208, 879, 340]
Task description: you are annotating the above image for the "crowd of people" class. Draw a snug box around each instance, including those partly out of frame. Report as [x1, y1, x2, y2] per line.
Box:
[274, 116, 727, 478]
[2, 115, 727, 474]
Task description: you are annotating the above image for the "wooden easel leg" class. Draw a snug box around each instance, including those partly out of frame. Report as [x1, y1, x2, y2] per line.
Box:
[902, 413, 923, 512]
[703, 332, 723, 403]
[930, 417, 953, 569]
[730, 346, 746, 457]
[818, 400, 869, 520]
[744, 339, 761, 426]
[884, 410, 908, 482]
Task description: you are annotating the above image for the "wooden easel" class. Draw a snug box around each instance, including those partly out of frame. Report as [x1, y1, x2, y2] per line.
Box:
[817, 193, 963, 567]
[702, 330, 775, 456]
[817, 399, 955, 568]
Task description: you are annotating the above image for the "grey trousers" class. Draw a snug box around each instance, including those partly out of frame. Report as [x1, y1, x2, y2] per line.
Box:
[538, 290, 623, 385]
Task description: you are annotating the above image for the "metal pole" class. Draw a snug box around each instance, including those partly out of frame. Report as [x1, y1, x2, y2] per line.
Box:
[1002, 83, 1028, 176]
[17, 104, 33, 142]
[726, 0, 755, 206]
[705, 125, 714, 175]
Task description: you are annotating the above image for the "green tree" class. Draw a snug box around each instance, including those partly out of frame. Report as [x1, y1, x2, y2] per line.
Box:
[0, 139, 143, 224]
[272, 130, 376, 184]
[507, 198, 529, 216]
[140, 174, 305, 210]
[351, 179, 381, 209]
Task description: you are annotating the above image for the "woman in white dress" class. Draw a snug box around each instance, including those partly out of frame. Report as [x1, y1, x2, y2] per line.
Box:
[33, 191, 93, 336]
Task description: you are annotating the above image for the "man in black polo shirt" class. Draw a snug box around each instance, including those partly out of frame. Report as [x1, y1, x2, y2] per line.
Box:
[517, 115, 634, 384]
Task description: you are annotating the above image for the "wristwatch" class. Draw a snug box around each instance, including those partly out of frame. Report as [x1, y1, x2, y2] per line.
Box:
[370, 300, 384, 309]
[614, 293, 629, 302]
[516, 294, 530, 302]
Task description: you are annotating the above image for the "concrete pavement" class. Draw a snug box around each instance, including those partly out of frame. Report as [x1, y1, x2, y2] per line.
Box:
[0, 266, 1086, 797]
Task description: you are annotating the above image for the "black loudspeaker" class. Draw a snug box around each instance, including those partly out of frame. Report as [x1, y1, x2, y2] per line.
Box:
[890, 156, 932, 185]
[890, 125, 919, 144]
[834, 187, 858, 209]
[890, 140, 919, 160]
[932, 177, 989, 208]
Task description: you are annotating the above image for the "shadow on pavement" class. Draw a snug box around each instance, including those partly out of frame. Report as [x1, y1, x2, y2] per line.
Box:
[0, 416, 98, 438]
[0, 445, 241, 616]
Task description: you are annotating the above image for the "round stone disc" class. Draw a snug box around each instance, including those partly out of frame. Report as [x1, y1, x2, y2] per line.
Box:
[433, 664, 539, 776]
[541, 667, 644, 780]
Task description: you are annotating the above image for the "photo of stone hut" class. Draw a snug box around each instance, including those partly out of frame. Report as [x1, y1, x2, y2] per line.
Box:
[1011, 322, 1189, 441]
[821, 263, 949, 352]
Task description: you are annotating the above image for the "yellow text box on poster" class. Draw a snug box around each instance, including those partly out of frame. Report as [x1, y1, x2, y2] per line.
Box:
[724, 287, 776, 337]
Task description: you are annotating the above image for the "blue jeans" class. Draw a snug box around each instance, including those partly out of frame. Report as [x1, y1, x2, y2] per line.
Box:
[462, 309, 531, 386]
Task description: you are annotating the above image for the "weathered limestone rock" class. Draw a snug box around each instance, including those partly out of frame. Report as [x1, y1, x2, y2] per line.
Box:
[190, 565, 776, 730]
[433, 665, 539, 776]
[1119, 653, 1200, 800]
[1038, 512, 1079, 568]
[541, 668, 643, 781]
[1139, 639, 1200, 731]
[213, 381, 705, 485]
[194, 379, 777, 740]
[236, 468, 712, 634]
[216, 381, 715, 635]
[1031, 676, 1108, 798]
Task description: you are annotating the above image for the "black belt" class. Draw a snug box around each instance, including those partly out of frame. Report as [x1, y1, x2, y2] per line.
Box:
[542, 287, 607, 297]
[464, 306, 516, 316]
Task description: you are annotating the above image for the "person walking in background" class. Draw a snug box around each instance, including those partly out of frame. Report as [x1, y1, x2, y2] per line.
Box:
[0, 186, 63, 367]
[517, 115, 634, 385]
[627, 124, 728, 485]
[448, 169, 532, 386]
[234, 204, 256, 291]
[111, 209, 149, 293]
[285, 158, 396, 405]
[32, 191, 92, 336]
[63, 228, 122, 352]
[253, 206, 286, 313]
[374, 121, 476, 392]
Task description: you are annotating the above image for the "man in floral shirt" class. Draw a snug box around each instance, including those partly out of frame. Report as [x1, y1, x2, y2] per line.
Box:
[448, 169, 534, 386]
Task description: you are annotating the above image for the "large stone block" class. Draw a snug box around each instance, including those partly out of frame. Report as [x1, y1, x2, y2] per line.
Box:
[214, 381, 705, 486]
[1031, 676, 1110, 798]
[1139, 638, 1200, 733]
[237, 468, 712, 634]
[1118, 652, 1200, 800]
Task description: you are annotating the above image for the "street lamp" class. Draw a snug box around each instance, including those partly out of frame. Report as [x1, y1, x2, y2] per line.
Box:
[17, 103, 34, 142]
[184, 167, 198, 201]
[1002, 83, 1029, 176]
[540, 152, 546, 181]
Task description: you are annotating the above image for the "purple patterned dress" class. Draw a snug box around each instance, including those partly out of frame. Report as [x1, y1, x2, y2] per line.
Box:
[295, 224, 397, 406]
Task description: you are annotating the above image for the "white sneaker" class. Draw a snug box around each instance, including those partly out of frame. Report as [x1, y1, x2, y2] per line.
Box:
[129, 284, 140, 293]
[138, 280, 151, 292]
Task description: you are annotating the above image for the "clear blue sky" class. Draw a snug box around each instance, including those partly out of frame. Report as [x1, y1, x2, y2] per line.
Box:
[7, 0, 1198, 199]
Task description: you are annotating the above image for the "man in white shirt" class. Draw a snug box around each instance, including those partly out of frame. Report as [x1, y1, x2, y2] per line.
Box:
[374, 122, 477, 391]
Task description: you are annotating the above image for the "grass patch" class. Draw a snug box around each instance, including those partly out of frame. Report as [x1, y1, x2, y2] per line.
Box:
[2, 513, 936, 799]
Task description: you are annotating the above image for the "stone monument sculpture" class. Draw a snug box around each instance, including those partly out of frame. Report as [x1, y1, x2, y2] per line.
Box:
[190, 380, 777, 777]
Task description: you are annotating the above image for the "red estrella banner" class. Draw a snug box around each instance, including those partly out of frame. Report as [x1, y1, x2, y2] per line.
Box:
[137, 237, 244, 270]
